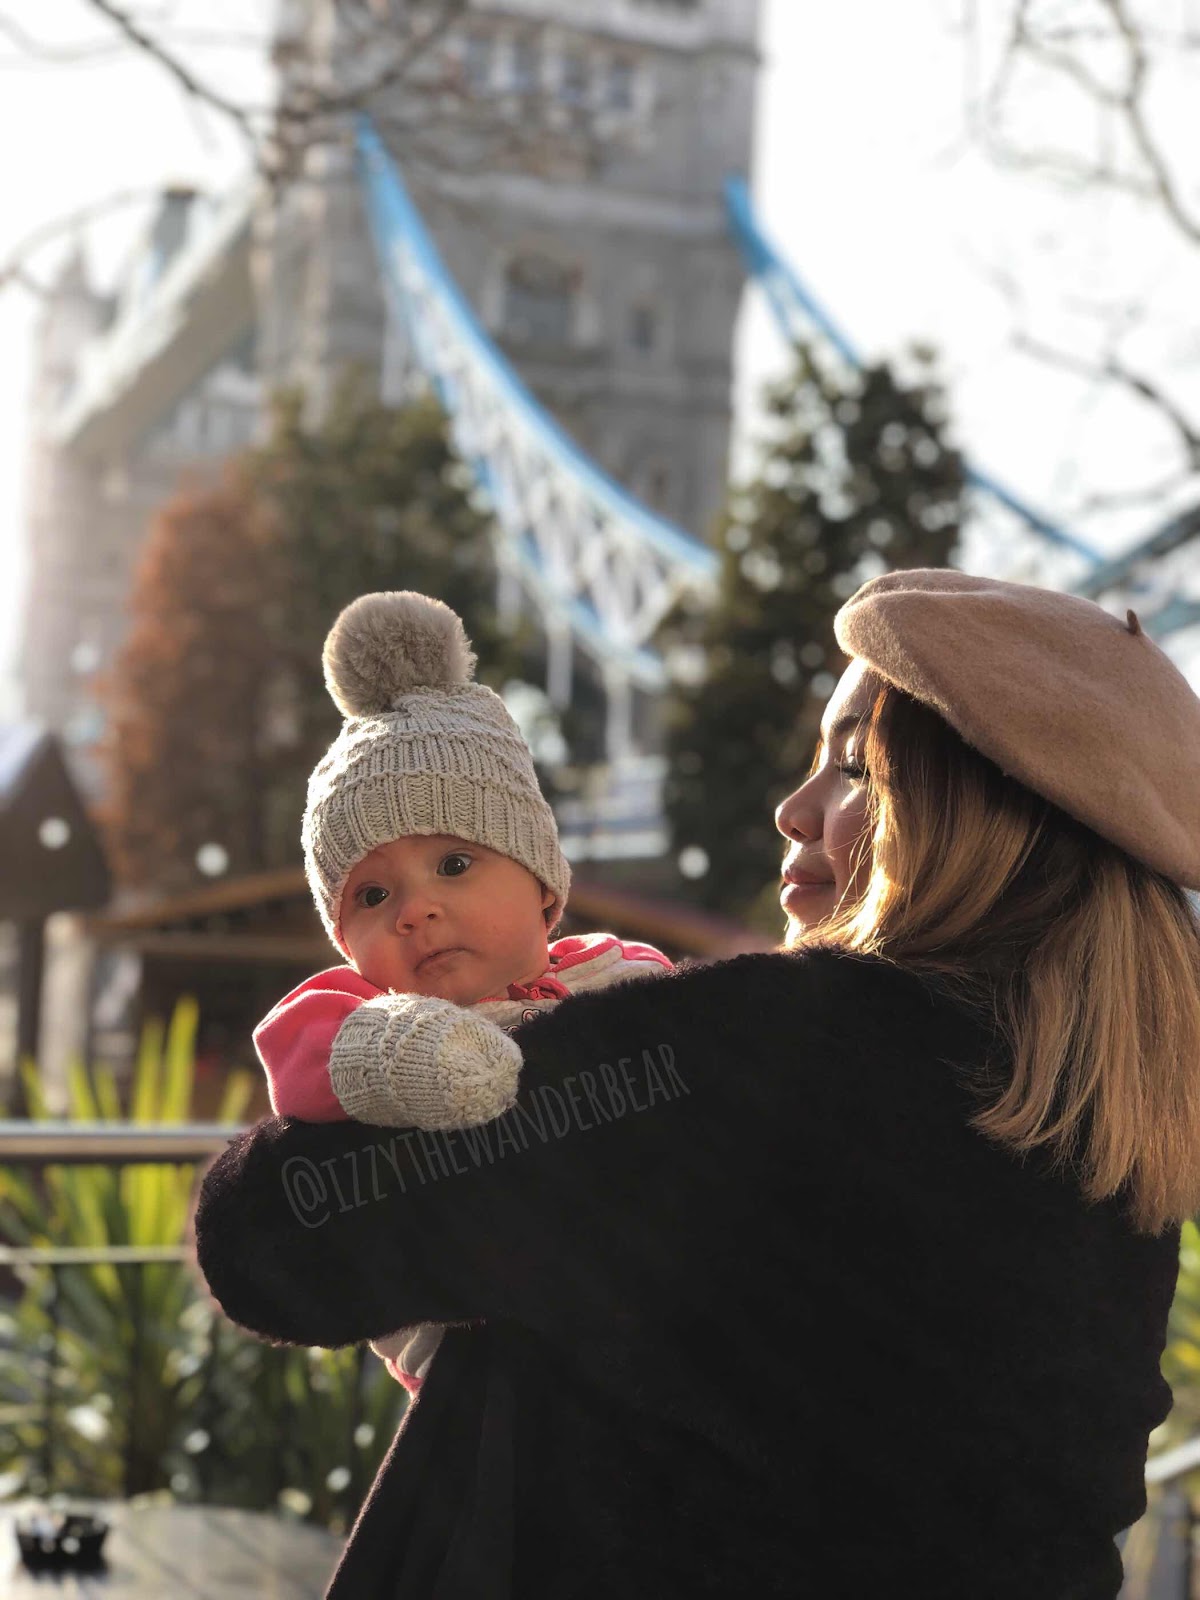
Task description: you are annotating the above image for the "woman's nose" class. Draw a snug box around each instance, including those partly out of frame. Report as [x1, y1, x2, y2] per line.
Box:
[775, 782, 818, 843]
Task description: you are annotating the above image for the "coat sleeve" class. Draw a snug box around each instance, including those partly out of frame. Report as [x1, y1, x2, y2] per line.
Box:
[192, 949, 863, 1349]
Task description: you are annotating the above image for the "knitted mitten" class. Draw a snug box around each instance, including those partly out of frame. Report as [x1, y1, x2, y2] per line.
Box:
[328, 992, 523, 1129]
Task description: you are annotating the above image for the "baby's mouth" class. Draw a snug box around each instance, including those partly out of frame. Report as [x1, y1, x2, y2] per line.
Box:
[416, 947, 466, 973]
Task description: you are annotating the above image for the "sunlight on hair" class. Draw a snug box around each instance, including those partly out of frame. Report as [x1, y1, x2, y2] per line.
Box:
[786, 678, 1200, 1236]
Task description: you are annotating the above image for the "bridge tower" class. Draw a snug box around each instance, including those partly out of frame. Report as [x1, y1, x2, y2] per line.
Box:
[260, 0, 762, 856]
[18, 0, 761, 860]
[261, 0, 760, 542]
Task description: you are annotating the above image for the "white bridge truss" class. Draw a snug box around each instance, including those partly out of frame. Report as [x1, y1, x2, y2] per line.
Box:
[355, 116, 718, 775]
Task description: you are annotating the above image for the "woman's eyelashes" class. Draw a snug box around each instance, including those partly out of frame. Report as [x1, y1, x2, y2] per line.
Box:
[354, 852, 474, 908]
[832, 745, 866, 780]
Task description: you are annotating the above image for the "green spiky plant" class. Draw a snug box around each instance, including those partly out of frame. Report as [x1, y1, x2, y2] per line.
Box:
[1111, 1217, 1200, 1587]
[1161, 1220, 1200, 1443]
[0, 999, 403, 1526]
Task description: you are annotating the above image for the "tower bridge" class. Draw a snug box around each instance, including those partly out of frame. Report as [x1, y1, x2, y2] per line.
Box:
[19, 0, 1198, 871]
[14, 0, 1199, 1108]
[22, 0, 760, 863]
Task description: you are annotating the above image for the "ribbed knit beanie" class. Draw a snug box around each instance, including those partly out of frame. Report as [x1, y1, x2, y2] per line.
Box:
[302, 591, 572, 957]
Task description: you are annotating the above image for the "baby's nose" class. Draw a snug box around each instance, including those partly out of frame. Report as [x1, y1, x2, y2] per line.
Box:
[393, 894, 440, 931]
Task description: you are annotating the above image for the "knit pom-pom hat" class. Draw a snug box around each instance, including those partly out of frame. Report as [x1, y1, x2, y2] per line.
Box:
[302, 591, 572, 957]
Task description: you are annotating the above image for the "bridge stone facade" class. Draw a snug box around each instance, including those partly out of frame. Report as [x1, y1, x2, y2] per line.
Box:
[20, 0, 761, 822]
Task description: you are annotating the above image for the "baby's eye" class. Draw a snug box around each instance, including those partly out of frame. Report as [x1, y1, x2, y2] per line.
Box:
[439, 852, 472, 878]
[358, 885, 388, 909]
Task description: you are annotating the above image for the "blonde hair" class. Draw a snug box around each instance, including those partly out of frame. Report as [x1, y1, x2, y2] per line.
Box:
[787, 673, 1200, 1236]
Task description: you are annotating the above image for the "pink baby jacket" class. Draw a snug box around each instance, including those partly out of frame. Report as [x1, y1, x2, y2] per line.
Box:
[253, 932, 673, 1394]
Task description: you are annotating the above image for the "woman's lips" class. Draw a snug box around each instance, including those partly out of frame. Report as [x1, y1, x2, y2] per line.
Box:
[780, 880, 834, 914]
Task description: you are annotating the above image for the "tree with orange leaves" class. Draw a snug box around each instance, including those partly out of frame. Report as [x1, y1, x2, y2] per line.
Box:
[92, 377, 513, 894]
[91, 460, 286, 893]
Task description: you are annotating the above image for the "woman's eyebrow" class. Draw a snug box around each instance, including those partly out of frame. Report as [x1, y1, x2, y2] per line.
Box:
[818, 713, 867, 749]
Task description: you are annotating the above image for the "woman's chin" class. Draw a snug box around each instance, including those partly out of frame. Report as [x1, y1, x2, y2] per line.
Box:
[780, 882, 835, 929]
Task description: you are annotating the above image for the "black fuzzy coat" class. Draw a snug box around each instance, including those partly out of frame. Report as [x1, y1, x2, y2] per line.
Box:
[192, 948, 1179, 1599]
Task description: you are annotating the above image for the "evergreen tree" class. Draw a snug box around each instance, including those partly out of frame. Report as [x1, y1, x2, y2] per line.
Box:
[243, 374, 528, 863]
[93, 374, 523, 892]
[661, 336, 965, 926]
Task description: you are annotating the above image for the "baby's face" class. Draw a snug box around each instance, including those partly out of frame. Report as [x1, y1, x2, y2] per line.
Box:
[339, 834, 555, 1004]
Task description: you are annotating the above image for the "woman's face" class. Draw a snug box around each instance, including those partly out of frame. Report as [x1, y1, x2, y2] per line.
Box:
[774, 659, 878, 934]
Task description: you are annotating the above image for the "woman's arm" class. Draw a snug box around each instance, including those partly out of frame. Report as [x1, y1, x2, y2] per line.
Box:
[192, 949, 856, 1349]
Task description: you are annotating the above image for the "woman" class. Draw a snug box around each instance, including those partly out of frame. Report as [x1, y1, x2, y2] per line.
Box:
[193, 568, 1200, 1599]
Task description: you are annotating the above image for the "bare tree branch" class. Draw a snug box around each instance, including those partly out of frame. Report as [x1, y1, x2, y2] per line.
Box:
[1099, 0, 1200, 244]
[0, 12, 270, 67]
[1, 0, 634, 299]
[272, 0, 467, 131]
[71, 0, 571, 193]
[969, 0, 1200, 243]
[1070, 471, 1198, 516]
[957, 0, 1200, 500]
[0, 13, 131, 64]
[973, 0, 1027, 144]
[5, 263, 52, 298]
[79, 0, 260, 148]
[0, 187, 163, 296]
[1012, 329, 1200, 471]
[976, 136, 1158, 198]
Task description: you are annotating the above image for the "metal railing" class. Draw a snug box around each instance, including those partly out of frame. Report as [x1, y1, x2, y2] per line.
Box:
[0, 1122, 243, 1164]
[1119, 1446, 1200, 1600]
[0, 1123, 378, 1515]
[4, 1124, 1199, 1593]
[0, 1242, 202, 1500]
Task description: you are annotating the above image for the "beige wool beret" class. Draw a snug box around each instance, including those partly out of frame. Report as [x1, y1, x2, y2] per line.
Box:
[834, 567, 1200, 891]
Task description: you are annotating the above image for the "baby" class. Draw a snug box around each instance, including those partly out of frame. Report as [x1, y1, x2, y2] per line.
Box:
[253, 590, 672, 1395]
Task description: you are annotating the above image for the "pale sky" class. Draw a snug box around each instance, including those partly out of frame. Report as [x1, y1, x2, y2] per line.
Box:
[2, 0, 1196, 719]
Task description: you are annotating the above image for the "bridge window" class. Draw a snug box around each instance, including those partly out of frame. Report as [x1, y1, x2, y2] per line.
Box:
[636, 460, 674, 512]
[463, 32, 492, 95]
[607, 58, 635, 110]
[225, 327, 257, 375]
[560, 48, 591, 106]
[504, 256, 575, 346]
[511, 36, 541, 96]
[630, 304, 657, 353]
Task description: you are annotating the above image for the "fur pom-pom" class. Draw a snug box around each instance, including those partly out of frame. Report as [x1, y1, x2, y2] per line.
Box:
[322, 592, 478, 717]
